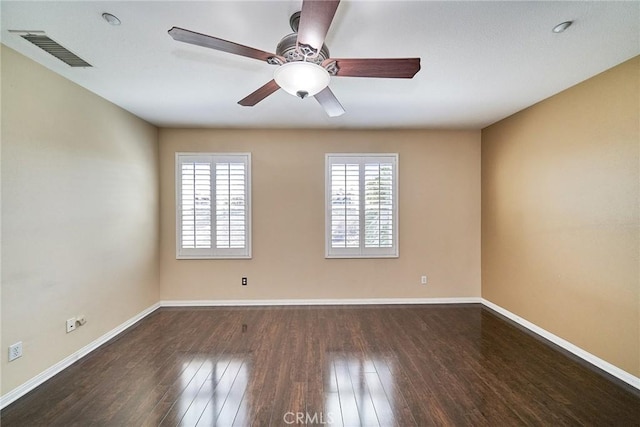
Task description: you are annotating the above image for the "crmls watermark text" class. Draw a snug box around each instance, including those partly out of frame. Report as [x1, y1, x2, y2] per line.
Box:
[283, 411, 335, 425]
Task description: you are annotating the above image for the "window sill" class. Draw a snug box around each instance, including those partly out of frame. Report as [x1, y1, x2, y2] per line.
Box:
[325, 254, 399, 259]
[176, 255, 252, 260]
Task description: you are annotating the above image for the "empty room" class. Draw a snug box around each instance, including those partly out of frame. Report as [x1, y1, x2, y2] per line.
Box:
[1, 1, 638, 425]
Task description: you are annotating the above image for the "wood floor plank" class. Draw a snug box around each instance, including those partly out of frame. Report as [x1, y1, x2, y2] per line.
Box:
[267, 309, 308, 426]
[245, 309, 291, 426]
[159, 356, 216, 426]
[370, 355, 417, 426]
[140, 355, 204, 427]
[364, 372, 395, 426]
[197, 358, 245, 426]
[333, 356, 363, 427]
[1, 305, 638, 426]
[303, 309, 326, 422]
[230, 388, 250, 427]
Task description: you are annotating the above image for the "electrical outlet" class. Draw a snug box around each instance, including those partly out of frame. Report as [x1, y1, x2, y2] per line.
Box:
[66, 318, 77, 333]
[421, 276, 428, 285]
[242, 277, 247, 286]
[8, 342, 22, 362]
[76, 315, 86, 326]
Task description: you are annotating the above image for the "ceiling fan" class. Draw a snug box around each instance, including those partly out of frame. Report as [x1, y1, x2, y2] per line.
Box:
[168, 0, 420, 117]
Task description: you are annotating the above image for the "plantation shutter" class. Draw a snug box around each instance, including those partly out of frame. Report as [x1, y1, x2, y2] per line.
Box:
[330, 163, 360, 249]
[176, 153, 251, 259]
[326, 154, 398, 258]
[215, 162, 247, 249]
[364, 162, 394, 248]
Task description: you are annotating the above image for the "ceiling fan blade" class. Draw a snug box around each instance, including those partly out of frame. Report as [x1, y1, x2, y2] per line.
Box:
[314, 87, 345, 117]
[238, 80, 280, 106]
[297, 0, 340, 54]
[168, 27, 276, 62]
[330, 58, 421, 78]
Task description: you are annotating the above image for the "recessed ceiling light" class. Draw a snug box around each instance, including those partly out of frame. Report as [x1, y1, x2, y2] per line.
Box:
[102, 13, 121, 26]
[552, 21, 572, 33]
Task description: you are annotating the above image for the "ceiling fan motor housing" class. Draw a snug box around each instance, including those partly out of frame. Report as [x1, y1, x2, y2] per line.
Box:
[276, 32, 330, 65]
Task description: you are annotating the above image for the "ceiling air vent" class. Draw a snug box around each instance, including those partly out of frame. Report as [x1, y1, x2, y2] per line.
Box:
[16, 32, 92, 67]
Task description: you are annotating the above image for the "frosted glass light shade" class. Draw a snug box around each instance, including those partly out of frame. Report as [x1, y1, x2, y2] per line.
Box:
[273, 62, 330, 98]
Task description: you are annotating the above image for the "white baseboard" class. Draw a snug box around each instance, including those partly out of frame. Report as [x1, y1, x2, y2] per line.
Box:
[160, 297, 482, 307]
[481, 298, 640, 391]
[0, 303, 161, 410]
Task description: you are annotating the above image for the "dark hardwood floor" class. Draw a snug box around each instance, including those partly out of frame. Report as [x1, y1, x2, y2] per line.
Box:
[2, 305, 638, 426]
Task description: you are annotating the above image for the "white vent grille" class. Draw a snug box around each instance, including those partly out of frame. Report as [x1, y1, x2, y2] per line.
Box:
[21, 34, 92, 67]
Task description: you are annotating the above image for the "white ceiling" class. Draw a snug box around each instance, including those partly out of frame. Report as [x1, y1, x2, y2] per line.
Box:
[2, 1, 638, 129]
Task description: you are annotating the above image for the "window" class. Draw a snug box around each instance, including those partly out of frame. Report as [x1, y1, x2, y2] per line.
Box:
[325, 153, 398, 258]
[176, 153, 251, 259]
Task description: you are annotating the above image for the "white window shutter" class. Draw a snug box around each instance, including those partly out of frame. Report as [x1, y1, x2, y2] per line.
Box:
[180, 161, 212, 250]
[364, 162, 394, 248]
[326, 154, 398, 258]
[176, 153, 251, 259]
[330, 163, 360, 249]
[215, 162, 247, 249]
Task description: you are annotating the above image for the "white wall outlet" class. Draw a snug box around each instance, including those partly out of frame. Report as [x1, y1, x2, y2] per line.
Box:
[76, 315, 86, 326]
[421, 275, 428, 285]
[66, 317, 77, 333]
[8, 342, 23, 362]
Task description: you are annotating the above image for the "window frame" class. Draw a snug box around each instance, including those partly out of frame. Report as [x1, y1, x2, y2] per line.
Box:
[175, 152, 252, 260]
[325, 153, 399, 259]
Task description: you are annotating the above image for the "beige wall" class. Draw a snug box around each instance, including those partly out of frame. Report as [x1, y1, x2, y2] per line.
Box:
[482, 57, 639, 376]
[159, 129, 481, 301]
[1, 46, 160, 394]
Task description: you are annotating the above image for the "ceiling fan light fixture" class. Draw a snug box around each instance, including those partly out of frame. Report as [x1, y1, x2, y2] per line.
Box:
[274, 62, 330, 98]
